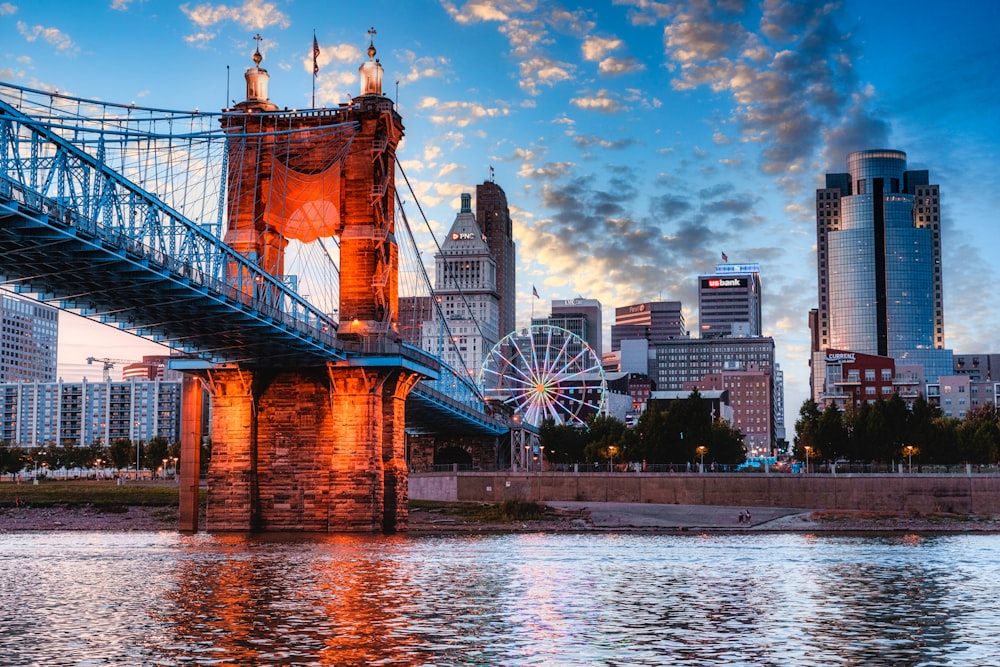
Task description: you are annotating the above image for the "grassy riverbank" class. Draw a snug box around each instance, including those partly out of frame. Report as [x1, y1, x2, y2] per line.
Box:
[0, 479, 186, 508]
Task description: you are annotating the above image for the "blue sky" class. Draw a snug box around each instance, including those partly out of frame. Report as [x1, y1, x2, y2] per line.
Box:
[2, 0, 999, 419]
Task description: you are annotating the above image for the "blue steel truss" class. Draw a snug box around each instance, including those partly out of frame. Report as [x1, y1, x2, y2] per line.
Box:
[0, 83, 506, 437]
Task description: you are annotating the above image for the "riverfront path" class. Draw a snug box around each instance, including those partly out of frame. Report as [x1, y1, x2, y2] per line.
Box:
[546, 502, 814, 530]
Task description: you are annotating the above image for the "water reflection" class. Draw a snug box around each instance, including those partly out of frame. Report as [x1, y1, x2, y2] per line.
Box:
[2, 532, 1000, 666]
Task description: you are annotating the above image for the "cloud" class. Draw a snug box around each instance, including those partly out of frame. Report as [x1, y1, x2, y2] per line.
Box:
[653, 0, 886, 181]
[570, 89, 625, 114]
[0, 3, 16, 16]
[110, 0, 133, 9]
[16, 20, 78, 53]
[399, 50, 450, 83]
[598, 56, 645, 76]
[582, 36, 622, 61]
[416, 97, 510, 127]
[181, 0, 290, 38]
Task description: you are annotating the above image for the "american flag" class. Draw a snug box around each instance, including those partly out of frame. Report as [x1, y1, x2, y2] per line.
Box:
[312, 34, 320, 76]
[721, 251, 728, 262]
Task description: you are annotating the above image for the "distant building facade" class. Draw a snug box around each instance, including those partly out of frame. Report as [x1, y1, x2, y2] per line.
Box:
[611, 301, 686, 351]
[1, 292, 58, 383]
[422, 193, 500, 377]
[698, 263, 762, 339]
[683, 368, 773, 456]
[476, 180, 516, 338]
[544, 298, 603, 359]
[811, 149, 952, 401]
[0, 378, 181, 447]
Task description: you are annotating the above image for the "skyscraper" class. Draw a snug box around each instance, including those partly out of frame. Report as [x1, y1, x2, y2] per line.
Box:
[698, 263, 762, 339]
[422, 193, 500, 377]
[476, 179, 516, 338]
[0, 292, 58, 383]
[811, 149, 952, 401]
[611, 301, 686, 351]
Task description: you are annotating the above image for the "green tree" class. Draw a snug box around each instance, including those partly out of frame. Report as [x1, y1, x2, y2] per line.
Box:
[539, 419, 588, 464]
[816, 403, 848, 461]
[144, 436, 171, 475]
[0, 443, 27, 478]
[708, 419, 746, 464]
[957, 404, 1000, 464]
[793, 399, 821, 460]
[582, 415, 634, 467]
[108, 438, 134, 472]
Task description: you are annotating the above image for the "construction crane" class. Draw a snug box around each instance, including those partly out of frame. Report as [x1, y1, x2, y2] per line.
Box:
[86, 357, 138, 381]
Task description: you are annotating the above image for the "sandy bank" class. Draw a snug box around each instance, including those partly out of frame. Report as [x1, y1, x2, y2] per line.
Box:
[4, 502, 1000, 534]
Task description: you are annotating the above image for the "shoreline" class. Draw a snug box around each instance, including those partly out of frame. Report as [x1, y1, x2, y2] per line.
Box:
[4, 502, 1000, 534]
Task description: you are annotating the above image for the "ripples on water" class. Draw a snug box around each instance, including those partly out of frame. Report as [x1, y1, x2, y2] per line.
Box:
[1, 531, 998, 666]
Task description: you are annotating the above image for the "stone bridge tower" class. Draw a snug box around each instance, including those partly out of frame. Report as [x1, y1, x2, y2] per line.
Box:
[179, 35, 424, 533]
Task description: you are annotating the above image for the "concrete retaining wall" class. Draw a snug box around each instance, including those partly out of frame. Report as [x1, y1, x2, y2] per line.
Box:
[409, 472, 1000, 514]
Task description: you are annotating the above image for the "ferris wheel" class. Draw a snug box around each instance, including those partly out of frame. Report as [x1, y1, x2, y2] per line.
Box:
[478, 324, 607, 428]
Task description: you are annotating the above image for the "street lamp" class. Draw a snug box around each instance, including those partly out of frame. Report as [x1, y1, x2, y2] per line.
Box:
[608, 445, 617, 472]
[902, 445, 918, 474]
[539, 445, 545, 472]
[696, 446, 708, 472]
[804, 446, 811, 474]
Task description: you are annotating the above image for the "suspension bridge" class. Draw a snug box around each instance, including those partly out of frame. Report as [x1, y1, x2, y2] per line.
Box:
[0, 42, 511, 532]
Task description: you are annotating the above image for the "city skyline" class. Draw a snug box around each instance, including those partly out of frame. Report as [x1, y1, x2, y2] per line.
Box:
[2, 0, 998, 416]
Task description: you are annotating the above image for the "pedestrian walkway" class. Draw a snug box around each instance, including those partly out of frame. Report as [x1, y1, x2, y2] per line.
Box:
[546, 502, 811, 530]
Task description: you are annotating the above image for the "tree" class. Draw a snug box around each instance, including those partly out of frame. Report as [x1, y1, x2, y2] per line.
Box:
[0, 443, 26, 478]
[144, 436, 171, 474]
[709, 419, 746, 464]
[816, 403, 848, 460]
[583, 415, 634, 466]
[108, 438, 134, 472]
[539, 419, 588, 464]
[793, 399, 821, 460]
[957, 404, 1000, 465]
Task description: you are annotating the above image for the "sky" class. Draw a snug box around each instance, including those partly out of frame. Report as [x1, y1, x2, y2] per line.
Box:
[2, 0, 999, 421]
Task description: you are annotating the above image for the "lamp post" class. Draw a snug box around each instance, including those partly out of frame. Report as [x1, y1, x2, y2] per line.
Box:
[524, 443, 531, 473]
[539, 445, 545, 472]
[804, 446, 811, 474]
[902, 445, 918, 474]
[696, 446, 708, 473]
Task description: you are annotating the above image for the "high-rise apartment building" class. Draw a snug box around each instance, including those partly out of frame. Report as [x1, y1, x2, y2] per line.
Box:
[698, 263, 762, 339]
[811, 149, 952, 401]
[422, 193, 500, 377]
[1, 292, 58, 383]
[611, 301, 686, 351]
[0, 378, 181, 447]
[476, 180, 516, 338]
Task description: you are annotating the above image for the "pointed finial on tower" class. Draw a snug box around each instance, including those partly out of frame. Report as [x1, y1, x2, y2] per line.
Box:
[367, 26, 377, 60]
[252, 33, 263, 66]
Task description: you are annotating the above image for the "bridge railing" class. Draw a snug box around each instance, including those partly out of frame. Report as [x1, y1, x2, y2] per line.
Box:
[0, 97, 340, 361]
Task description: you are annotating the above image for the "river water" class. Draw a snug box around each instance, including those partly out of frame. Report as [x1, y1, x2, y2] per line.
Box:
[1, 531, 998, 666]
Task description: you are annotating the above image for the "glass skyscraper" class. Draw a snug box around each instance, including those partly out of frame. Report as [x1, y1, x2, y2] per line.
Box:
[811, 149, 952, 402]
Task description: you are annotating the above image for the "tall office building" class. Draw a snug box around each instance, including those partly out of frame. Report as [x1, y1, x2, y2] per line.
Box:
[546, 298, 603, 359]
[422, 193, 500, 377]
[611, 301, 686, 351]
[1, 292, 58, 383]
[698, 263, 762, 339]
[476, 179, 516, 338]
[811, 149, 952, 401]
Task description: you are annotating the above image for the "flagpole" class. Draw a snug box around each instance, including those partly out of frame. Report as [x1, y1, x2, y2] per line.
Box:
[311, 29, 318, 108]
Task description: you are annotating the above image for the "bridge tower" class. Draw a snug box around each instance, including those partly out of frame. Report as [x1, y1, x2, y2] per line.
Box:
[182, 35, 422, 532]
